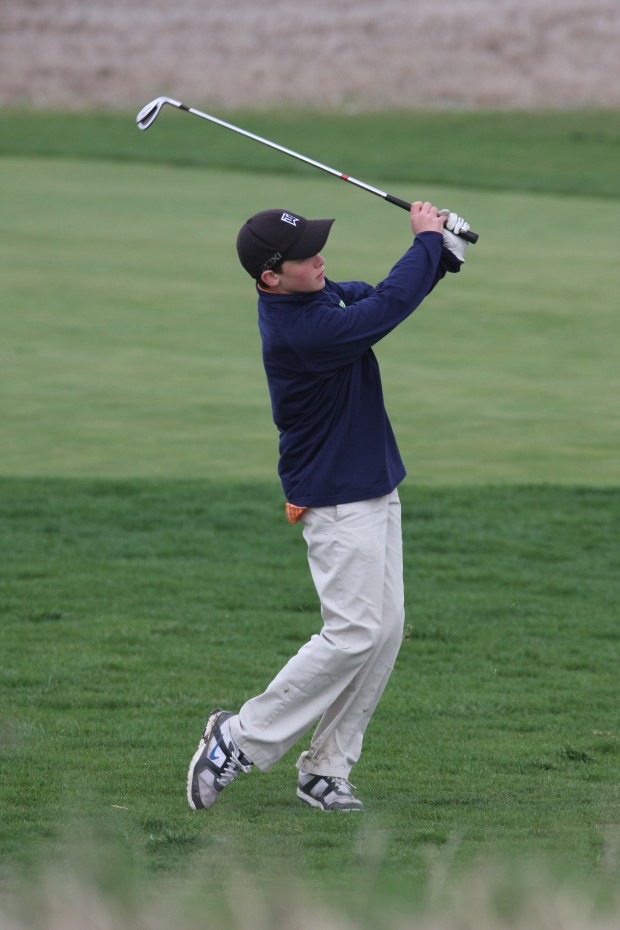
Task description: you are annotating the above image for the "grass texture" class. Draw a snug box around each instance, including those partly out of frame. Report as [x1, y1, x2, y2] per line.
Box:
[1, 157, 618, 484]
[1, 480, 618, 896]
[0, 108, 618, 198]
[1, 111, 619, 922]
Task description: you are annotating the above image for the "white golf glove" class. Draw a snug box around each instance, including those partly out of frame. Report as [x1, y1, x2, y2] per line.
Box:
[439, 209, 470, 264]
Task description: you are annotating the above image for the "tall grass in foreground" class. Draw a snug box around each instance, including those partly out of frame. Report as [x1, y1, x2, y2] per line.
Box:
[2, 841, 619, 930]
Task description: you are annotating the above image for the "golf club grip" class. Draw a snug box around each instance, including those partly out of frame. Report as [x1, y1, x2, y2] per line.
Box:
[385, 194, 479, 243]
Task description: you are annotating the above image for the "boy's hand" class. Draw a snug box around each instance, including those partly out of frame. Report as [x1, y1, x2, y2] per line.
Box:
[410, 201, 446, 237]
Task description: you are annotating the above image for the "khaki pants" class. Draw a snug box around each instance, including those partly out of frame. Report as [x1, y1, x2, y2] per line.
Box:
[230, 489, 405, 777]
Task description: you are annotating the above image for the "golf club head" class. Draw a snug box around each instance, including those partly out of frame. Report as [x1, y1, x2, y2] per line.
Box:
[136, 96, 182, 130]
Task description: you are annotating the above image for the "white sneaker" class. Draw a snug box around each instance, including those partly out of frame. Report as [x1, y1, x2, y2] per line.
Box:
[187, 709, 252, 810]
[297, 771, 364, 812]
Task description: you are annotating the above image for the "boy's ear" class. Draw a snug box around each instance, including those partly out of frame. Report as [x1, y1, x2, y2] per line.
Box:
[261, 269, 279, 287]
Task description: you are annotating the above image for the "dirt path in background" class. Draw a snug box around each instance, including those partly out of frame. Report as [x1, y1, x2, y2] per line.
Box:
[2, 0, 620, 110]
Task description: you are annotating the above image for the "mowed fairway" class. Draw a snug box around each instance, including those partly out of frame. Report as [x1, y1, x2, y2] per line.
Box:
[1, 114, 619, 922]
[1, 155, 618, 483]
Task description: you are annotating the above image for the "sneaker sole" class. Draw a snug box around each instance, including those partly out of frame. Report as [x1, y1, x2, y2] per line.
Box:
[296, 787, 363, 812]
[186, 708, 226, 811]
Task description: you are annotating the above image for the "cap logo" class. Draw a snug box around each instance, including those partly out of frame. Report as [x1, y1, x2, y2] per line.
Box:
[280, 212, 300, 226]
[260, 251, 283, 273]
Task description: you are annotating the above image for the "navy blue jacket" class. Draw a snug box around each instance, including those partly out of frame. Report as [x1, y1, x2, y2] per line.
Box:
[256, 231, 449, 506]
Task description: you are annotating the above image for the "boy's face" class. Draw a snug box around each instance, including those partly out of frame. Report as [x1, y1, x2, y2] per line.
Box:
[262, 253, 326, 294]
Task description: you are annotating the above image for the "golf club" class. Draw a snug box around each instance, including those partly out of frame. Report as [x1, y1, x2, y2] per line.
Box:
[136, 96, 479, 244]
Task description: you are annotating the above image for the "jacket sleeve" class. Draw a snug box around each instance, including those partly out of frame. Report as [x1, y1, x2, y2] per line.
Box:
[291, 232, 445, 372]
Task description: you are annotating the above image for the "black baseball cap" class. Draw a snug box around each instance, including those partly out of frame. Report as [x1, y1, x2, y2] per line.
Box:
[236, 209, 334, 280]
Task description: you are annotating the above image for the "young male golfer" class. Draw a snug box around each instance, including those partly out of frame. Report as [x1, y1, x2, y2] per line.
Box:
[187, 201, 470, 812]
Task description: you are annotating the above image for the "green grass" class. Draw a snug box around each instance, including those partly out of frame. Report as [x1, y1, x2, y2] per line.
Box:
[1, 157, 618, 483]
[0, 108, 618, 197]
[1, 479, 618, 900]
[1, 111, 619, 918]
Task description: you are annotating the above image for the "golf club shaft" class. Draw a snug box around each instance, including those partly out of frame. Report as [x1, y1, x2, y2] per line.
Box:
[137, 97, 479, 243]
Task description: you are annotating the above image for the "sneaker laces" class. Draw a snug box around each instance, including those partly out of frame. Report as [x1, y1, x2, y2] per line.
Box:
[332, 777, 357, 796]
[218, 745, 252, 787]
